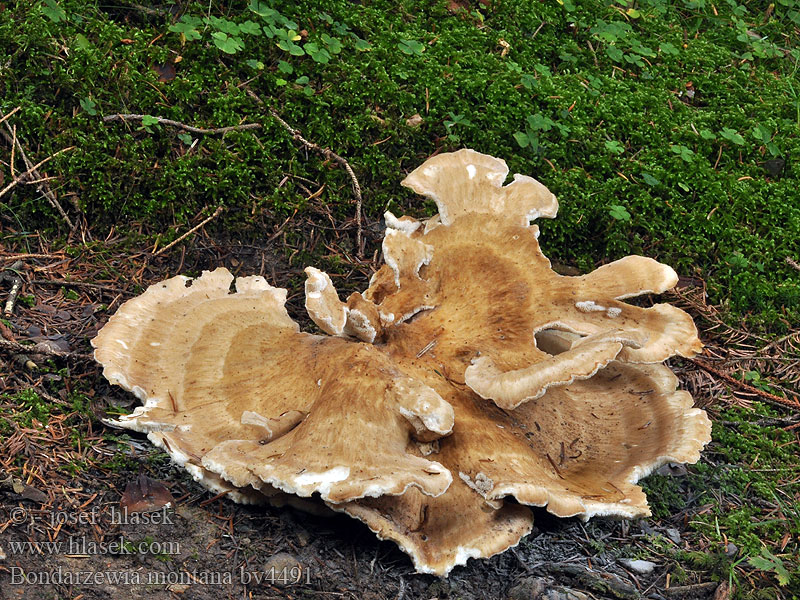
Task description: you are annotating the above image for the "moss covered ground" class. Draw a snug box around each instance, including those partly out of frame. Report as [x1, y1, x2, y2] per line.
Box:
[1, 1, 799, 599]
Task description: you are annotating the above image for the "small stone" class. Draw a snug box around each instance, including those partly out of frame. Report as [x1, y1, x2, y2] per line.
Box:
[262, 552, 303, 588]
[656, 462, 688, 477]
[406, 113, 424, 128]
[725, 542, 738, 557]
[295, 527, 311, 547]
[620, 558, 657, 574]
[763, 157, 785, 178]
[638, 520, 657, 536]
[507, 576, 548, 599]
[666, 528, 681, 544]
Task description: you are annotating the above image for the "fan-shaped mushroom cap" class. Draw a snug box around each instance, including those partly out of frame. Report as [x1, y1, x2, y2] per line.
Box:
[401, 148, 558, 226]
[94, 149, 711, 577]
[366, 210, 701, 411]
[93, 268, 454, 504]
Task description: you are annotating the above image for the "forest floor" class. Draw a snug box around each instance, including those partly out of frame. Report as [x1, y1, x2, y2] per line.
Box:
[2, 1, 800, 598]
[1, 225, 798, 600]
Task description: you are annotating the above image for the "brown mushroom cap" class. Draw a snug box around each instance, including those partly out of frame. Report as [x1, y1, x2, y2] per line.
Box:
[94, 149, 711, 577]
[401, 148, 558, 227]
[93, 268, 454, 504]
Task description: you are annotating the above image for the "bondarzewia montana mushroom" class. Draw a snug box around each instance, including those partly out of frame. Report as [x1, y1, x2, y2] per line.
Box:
[93, 149, 711, 575]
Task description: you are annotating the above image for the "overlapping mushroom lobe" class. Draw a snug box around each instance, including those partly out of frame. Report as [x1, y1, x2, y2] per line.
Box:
[93, 149, 711, 577]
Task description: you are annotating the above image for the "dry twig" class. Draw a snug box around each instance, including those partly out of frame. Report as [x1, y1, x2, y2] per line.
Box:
[245, 89, 365, 257]
[153, 205, 224, 256]
[759, 331, 799, 353]
[0, 106, 20, 127]
[688, 357, 800, 411]
[0, 146, 75, 211]
[102, 114, 262, 135]
[0, 110, 75, 229]
[2, 260, 23, 317]
[0, 339, 92, 361]
[29, 278, 130, 295]
[1, 253, 65, 263]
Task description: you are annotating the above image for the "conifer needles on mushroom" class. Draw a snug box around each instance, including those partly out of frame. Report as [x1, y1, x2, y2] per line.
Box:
[93, 149, 711, 576]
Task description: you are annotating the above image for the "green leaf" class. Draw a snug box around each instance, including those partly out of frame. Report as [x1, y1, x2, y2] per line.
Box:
[670, 144, 695, 161]
[246, 59, 265, 70]
[207, 16, 240, 36]
[609, 205, 632, 221]
[752, 123, 772, 143]
[445, 112, 472, 129]
[398, 39, 425, 56]
[79, 97, 97, 116]
[659, 41, 680, 55]
[42, 0, 67, 22]
[354, 38, 372, 51]
[766, 142, 780, 157]
[727, 251, 749, 268]
[177, 133, 193, 145]
[169, 20, 202, 41]
[239, 20, 262, 35]
[276, 38, 305, 56]
[277, 60, 294, 74]
[321, 33, 343, 54]
[520, 73, 538, 90]
[74, 33, 92, 51]
[631, 42, 656, 57]
[699, 128, 716, 140]
[527, 113, 553, 132]
[604, 140, 625, 154]
[211, 32, 244, 54]
[749, 550, 790, 586]
[719, 127, 745, 145]
[248, 0, 276, 18]
[640, 172, 659, 186]
[275, 78, 288, 86]
[141, 115, 160, 127]
[606, 46, 624, 62]
[295, 75, 310, 85]
[513, 132, 530, 148]
[305, 43, 331, 63]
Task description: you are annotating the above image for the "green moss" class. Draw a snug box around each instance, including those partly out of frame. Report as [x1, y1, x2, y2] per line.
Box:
[3, 390, 50, 427]
[3, 0, 798, 329]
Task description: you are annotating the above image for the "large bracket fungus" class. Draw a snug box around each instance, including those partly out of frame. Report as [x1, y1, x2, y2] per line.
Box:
[93, 149, 711, 576]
